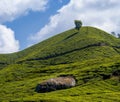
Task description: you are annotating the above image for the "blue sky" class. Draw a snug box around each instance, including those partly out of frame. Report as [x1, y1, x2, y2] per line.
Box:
[4, 0, 69, 50]
[0, 0, 120, 53]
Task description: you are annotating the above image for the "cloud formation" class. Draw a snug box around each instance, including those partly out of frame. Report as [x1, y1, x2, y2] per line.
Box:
[0, 0, 48, 53]
[30, 0, 120, 43]
[0, 0, 48, 23]
[0, 25, 19, 53]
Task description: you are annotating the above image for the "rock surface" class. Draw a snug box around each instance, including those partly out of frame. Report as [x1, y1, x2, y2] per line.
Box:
[35, 75, 76, 93]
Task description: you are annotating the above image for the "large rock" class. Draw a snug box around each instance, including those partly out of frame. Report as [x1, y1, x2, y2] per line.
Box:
[35, 75, 76, 93]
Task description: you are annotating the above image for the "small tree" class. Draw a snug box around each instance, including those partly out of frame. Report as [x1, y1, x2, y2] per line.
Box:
[111, 32, 116, 36]
[74, 20, 82, 30]
[118, 33, 120, 38]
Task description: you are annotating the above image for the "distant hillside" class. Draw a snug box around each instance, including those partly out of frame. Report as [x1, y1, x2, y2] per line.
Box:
[0, 26, 120, 101]
[1, 26, 120, 65]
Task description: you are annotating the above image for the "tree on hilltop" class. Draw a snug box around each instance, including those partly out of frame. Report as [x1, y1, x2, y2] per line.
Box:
[74, 20, 82, 30]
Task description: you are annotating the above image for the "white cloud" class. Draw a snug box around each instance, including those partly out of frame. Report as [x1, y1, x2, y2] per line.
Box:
[30, 0, 120, 44]
[0, 0, 48, 23]
[0, 0, 48, 53]
[0, 25, 19, 53]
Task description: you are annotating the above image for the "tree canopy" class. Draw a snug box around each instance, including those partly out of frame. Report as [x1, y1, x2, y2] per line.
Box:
[74, 20, 82, 30]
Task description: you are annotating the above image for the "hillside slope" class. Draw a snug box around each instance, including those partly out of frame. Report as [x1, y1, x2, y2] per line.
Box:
[1, 26, 120, 65]
[0, 26, 120, 101]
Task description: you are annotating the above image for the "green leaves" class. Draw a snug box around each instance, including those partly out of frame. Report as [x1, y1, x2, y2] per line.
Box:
[74, 20, 82, 30]
[0, 26, 120, 101]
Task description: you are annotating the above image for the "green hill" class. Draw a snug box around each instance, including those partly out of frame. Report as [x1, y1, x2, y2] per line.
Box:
[0, 26, 120, 101]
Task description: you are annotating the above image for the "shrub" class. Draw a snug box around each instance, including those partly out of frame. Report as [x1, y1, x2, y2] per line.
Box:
[74, 20, 82, 30]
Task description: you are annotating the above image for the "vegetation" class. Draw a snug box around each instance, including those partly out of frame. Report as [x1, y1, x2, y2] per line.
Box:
[0, 26, 120, 101]
[74, 20, 82, 30]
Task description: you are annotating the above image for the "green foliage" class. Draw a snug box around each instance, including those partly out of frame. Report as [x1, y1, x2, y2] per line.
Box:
[0, 26, 120, 101]
[74, 20, 82, 30]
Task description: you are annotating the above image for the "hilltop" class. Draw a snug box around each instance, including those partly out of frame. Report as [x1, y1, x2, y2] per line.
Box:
[0, 26, 120, 101]
[1, 26, 120, 64]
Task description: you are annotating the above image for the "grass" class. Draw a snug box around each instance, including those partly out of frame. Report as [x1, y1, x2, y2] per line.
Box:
[0, 26, 120, 101]
[0, 57, 120, 101]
